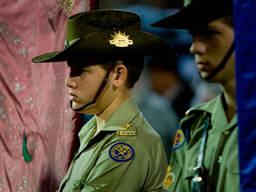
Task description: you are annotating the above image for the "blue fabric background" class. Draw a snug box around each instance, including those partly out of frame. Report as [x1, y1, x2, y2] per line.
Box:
[234, 0, 256, 191]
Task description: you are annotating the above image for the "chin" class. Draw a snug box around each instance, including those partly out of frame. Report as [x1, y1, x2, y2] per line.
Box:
[199, 71, 209, 79]
[72, 103, 83, 110]
[199, 72, 217, 83]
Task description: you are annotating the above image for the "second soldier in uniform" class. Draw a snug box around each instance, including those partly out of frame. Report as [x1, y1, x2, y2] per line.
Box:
[152, 0, 239, 191]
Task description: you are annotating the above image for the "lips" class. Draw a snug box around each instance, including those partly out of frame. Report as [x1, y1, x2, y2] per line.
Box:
[196, 61, 209, 71]
[69, 93, 78, 102]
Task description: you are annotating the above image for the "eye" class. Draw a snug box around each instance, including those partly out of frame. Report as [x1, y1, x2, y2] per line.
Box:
[189, 28, 219, 37]
[69, 68, 84, 77]
[204, 29, 219, 35]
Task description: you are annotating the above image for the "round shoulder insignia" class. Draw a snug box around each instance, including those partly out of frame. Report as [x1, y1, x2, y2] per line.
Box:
[109, 142, 135, 162]
[163, 166, 175, 190]
[172, 128, 185, 150]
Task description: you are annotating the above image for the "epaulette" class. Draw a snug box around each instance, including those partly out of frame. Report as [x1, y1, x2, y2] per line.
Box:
[180, 109, 209, 144]
[181, 108, 203, 125]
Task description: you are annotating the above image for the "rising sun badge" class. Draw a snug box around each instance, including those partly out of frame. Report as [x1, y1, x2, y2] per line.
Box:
[109, 31, 133, 47]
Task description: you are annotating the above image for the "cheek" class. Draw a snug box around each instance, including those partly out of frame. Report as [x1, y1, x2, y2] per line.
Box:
[81, 76, 103, 94]
[206, 39, 228, 63]
[225, 53, 235, 73]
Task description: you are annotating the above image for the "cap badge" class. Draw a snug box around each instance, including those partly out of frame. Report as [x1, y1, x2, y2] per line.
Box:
[109, 31, 133, 47]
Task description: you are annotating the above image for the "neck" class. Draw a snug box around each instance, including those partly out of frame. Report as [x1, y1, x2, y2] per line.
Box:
[221, 78, 236, 122]
[97, 89, 131, 121]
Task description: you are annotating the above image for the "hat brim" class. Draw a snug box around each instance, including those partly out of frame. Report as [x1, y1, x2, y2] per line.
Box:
[151, 7, 192, 29]
[151, 1, 232, 29]
[32, 31, 175, 63]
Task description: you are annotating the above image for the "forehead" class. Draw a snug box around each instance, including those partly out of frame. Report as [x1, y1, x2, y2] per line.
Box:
[67, 59, 97, 68]
[189, 18, 232, 34]
[67, 60, 107, 77]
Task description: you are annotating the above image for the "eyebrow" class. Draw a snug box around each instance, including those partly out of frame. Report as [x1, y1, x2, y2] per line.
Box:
[188, 24, 219, 35]
[206, 24, 220, 31]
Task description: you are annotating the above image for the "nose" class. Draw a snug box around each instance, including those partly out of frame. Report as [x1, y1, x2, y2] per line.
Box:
[66, 77, 77, 89]
[189, 37, 206, 55]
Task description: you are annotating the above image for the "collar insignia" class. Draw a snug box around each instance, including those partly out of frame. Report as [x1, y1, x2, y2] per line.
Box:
[109, 31, 133, 47]
[117, 123, 136, 136]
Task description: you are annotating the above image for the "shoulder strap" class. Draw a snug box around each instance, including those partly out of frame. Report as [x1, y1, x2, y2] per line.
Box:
[190, 116, 211, 192]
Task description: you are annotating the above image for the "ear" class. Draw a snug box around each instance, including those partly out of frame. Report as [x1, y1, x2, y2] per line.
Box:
[112, 63, 128, 87]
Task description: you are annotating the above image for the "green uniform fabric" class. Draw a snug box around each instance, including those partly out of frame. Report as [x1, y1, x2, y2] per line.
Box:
[59, 98, 167, 192]
[165, 94, 239, 192]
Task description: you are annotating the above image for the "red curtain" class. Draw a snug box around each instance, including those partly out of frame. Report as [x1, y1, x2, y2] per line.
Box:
[0, 0, 98, 191]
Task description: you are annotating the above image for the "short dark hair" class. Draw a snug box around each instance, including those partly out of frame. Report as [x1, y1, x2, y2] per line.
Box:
[101, 56, 144, 88]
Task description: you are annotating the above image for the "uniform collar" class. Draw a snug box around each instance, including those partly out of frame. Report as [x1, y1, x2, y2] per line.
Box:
[184, 93, 237, 131]
[102, 97, 140, 131]
[78, 117, 96, 144]
[78, 97, 140, 137]
[76, 97, 139, 155]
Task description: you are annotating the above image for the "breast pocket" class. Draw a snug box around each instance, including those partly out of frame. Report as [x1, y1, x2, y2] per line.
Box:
[223, 130, 239, 175]
[225, 145, 239, 175]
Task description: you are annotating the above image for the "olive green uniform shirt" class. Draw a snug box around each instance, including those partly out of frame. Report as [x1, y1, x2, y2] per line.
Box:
[59, 98, 167, 192]
[164, 94, 239, 192]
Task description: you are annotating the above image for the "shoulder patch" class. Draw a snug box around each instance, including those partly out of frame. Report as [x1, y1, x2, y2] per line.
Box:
[163, 165, 175, 190]
[109, 142, 135, 162]
[172, 128, 185, 150]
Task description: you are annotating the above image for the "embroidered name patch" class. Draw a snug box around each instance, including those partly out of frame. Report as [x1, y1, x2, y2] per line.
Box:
[109, 142, 134, 162]
[117, 123, 136, 136]
[172, 128, 185, 150]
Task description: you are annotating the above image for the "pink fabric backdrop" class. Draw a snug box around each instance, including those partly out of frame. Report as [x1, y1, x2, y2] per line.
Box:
[0, 0, 98, 191]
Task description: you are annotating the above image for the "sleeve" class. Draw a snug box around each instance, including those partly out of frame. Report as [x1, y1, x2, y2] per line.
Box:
[164, 113, 205, 192]
[162, 127, 187, 192]
[142, 139, 168, 192]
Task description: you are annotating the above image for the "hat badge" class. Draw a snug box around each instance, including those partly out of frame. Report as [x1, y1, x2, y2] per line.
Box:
[109, 31, 133, 47]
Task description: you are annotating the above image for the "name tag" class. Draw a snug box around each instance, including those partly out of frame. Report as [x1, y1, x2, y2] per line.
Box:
[117, 130, 136, 136]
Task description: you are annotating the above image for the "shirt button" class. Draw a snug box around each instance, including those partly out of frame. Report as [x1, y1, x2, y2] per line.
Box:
[224, 130, 230, 135]
[218, 156, 223, 163]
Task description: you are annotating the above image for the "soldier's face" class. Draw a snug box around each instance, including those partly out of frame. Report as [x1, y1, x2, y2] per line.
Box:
[189, 18, 235, 84]
[65, 60, 110, 113]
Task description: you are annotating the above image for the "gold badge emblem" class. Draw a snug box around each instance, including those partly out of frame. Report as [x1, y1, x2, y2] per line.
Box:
[117, 124, 136, 136]
[120, 124, 133, 130]
[109, 31, 133, 47]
